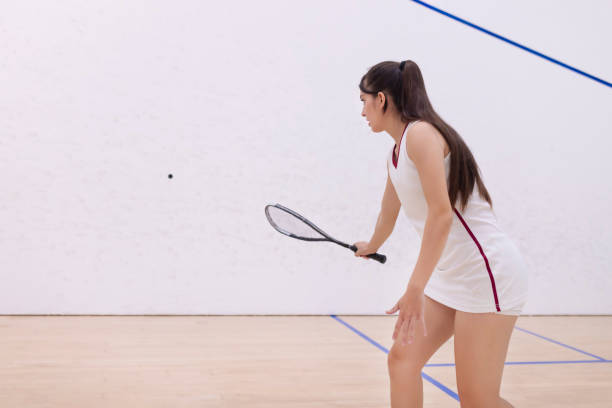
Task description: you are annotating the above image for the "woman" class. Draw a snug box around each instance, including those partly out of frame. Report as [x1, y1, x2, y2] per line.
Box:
[353, 60, 529, 408]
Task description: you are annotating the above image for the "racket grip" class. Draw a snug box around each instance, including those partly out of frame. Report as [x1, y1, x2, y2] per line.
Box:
[349, 245, 387, 264]
[368, 252, 387, 264]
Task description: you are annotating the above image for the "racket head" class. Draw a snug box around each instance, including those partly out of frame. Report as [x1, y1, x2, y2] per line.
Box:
[264, 203, 333, 242]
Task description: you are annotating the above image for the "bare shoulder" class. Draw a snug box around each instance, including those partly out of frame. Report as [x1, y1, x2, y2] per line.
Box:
[405, 120, 446, 160]
[407, 120, 440, 139]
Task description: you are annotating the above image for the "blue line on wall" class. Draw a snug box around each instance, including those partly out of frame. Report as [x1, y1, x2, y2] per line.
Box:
[411, 0, 611, 88]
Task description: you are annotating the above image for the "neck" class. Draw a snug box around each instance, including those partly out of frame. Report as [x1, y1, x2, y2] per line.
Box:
[388, 118, 410, 146]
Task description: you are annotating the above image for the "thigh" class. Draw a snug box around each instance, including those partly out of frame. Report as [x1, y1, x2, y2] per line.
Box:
[454, 311, 518, 404]
[388, 295, 456, 370]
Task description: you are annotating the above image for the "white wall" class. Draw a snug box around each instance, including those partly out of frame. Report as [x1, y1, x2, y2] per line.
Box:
[1, 0, 611, 315]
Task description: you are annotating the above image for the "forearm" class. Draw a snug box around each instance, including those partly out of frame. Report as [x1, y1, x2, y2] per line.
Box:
[408, 211, 453, 290]
[368, 212, 396, 251]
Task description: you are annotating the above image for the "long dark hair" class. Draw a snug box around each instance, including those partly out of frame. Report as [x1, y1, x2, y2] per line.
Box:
[359, 60, 492, 212]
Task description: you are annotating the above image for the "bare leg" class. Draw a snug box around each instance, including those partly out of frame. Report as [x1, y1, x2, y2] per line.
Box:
[388, 363, 423, 407]
[454, 311, 518, 408]
[387, 296, 455, 407]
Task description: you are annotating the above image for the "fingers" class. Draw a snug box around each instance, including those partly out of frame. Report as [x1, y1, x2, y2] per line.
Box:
[353, 242, 372, 259]
[408, 318, 417, 344]
[411, 314, 427, 338]
[354, 252, 369, 259]
[397, 316, 426, 346]
[387, 300, 427, 345]
[402, 317, 415, 346]
[386, 303, 398, 314]
[392, 315, 403, 341]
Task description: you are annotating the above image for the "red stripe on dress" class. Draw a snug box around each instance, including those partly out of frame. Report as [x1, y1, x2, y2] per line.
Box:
[453, 208, 501, 312]
[392, 121, 411, 168]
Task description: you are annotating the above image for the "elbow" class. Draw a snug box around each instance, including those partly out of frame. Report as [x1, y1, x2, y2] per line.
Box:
[441, 212, 453, 229]
[431, 208, 453, 228]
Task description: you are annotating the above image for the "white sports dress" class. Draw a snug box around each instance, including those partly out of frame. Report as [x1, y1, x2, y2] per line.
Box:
[387, 120, 529, 315]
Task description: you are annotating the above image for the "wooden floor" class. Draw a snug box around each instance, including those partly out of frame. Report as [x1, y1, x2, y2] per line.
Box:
[0, 315, 611, 407]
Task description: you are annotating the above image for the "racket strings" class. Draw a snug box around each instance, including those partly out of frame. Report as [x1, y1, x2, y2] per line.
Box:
[266, 206, 324, 239]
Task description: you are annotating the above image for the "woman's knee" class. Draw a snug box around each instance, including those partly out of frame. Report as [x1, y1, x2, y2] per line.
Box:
[386, 296, 455, 372]
[387, 342, 429, 375]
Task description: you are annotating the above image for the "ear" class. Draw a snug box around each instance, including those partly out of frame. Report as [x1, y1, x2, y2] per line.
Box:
[377, 91, 386, 108]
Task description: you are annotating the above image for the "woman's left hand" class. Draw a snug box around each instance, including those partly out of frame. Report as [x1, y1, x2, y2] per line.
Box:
[385, 285, 428, 346]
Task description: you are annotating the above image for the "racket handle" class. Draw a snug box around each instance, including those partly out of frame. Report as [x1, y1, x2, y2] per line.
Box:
[349, 245, 387, 264]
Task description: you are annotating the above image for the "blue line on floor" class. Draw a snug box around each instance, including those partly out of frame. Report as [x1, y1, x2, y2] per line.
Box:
[421, 371, 459, 401]
[330, 316, 611, 402]
[330, 315, 460, 401]
[410, 0, 611, 88]
[514, 326, 607, 361]
[330, 314, 389, 354]
[426, 359, 612, 367]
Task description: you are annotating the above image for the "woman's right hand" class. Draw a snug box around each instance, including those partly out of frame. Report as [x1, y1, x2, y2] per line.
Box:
[353, 241, 377, 259]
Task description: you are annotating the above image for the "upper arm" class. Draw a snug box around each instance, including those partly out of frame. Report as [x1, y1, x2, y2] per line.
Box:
[405, 122, 453, 217]
[381, 166, 401, 221]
